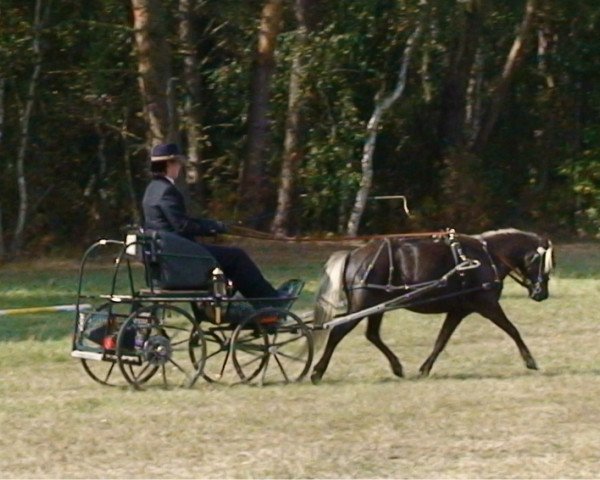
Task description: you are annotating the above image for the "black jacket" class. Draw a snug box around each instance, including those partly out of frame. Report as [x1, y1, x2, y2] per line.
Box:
[142, 176, 224, 239]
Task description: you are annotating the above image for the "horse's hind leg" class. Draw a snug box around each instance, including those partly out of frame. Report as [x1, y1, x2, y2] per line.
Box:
[419, 310, 467, 377]
[311, 318, 361, 384]
[366, 313, 403, 378]
[478, 301, 538, 371]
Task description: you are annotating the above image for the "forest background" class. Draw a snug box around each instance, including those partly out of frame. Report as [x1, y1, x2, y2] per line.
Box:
[0, 0, 598, 259]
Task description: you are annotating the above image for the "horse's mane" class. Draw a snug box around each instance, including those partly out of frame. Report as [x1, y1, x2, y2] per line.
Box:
[476, 228, 539, 241]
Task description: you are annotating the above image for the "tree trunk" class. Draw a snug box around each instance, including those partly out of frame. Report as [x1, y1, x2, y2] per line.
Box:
[121, 109, 142, 226]
[471, 0, 539, 154]
[0, 77, 5, 257]
[346, 23, 422, 237]
[178, 0, 205, 201]
[438, 0, 484, 151]
[131, 0, 175, 145]
[11, 0, 46, 255]
[238, 0, 283, 228]
[465, 48, 484, 147]
[271, 0, 317, 237]
[439, 0, 538, 231]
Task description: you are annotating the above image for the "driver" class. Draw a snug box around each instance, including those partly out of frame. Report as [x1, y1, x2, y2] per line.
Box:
[142, 143, 282, 302]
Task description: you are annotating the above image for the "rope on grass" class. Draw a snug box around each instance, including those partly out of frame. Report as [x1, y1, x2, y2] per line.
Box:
[0, 304, 92, 316]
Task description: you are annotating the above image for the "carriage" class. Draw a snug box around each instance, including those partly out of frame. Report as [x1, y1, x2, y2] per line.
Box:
[72, 228, 554, 388]
[71, 229, 314, 389]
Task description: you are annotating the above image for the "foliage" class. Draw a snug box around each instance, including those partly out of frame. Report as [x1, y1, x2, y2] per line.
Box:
[0, 0, 599, 254]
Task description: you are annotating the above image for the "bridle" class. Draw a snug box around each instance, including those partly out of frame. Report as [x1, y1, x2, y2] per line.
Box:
[503, 242, 554, 292]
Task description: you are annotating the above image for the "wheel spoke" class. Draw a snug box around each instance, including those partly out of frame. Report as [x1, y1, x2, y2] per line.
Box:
[272, 349, 307, 363]
[217, 349, 231, 377]
[234, 331, 261, 345]
[170, 337, 189, 348]
[271, 333, 305, 348]
[161, 364, 168, 386]
[205, 346, 227, 361]
[103, 362, 116, 383]
[260, 354, 271, 386]
[273, 354, 290, 383]
[236, 343, 266, 353]
[239, 352, 265, 369]
[134, 362, 152, 381]
[168, 357, 190, 377]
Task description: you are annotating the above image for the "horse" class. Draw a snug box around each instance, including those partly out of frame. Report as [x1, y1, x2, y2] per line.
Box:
[310, 228, 555, 383]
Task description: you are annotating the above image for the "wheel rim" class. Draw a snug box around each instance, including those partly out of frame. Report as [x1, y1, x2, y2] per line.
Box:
[231, 323, 269, 383]
[232, 309, 313, 385]
[76, 302, 148, 387]
[116, 304, 204, 389]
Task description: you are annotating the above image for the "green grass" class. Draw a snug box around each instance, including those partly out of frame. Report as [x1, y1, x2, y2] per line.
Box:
[0, 239, 599, 478]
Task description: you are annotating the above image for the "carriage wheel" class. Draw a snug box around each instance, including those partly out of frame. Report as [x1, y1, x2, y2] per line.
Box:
[75, 302, 156, 387]
[81, 355, 120, 387]
[231, 309, 313, 385]
[197, 325, 242, 384]
[116, 304, 206, 389]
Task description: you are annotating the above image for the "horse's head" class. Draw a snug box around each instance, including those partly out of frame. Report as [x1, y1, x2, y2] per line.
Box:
[519, 238, 555, 301]
[479, 229, 555, 301]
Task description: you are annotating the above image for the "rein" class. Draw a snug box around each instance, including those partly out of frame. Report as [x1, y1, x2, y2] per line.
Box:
[227, 225, 452, 244]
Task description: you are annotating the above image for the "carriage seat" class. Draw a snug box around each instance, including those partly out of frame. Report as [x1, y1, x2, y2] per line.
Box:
[136, 229, 219, 292]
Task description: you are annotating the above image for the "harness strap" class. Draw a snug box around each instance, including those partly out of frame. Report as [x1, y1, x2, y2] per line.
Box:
[479, 239, 500, 284]
[350, 230, 481, 293]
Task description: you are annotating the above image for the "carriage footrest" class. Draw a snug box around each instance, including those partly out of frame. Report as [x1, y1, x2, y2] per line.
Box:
[71, 350, 103, 361]
[71, 349, 140, 364]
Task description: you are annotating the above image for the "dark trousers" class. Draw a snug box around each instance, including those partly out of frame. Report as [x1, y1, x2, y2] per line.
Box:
[203, 244, 277, 299]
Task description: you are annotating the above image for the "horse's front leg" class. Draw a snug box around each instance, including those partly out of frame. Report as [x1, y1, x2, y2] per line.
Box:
[366, 313, 403, 378]
[477, 301, 538, 371]
[419, 309, 467, 376]
[311, 318, 361, 384]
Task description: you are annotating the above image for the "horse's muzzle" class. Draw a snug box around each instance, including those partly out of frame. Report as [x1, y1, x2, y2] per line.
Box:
[530, 283, 549, 302]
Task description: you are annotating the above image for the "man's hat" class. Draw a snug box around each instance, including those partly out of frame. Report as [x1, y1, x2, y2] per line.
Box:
[150, 143, 185, 162]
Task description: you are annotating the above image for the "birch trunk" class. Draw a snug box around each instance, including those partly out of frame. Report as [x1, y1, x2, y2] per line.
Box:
[178, 0, 204, 200]
[346, 23, 422, 237]
[471, 0, 539, 154]
[11, 0, 45, 254]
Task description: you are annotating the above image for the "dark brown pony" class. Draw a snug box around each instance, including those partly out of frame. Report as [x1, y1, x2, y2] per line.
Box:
[311, 229, 554, 383]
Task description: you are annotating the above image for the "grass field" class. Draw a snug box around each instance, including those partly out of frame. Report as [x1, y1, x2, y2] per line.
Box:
[0, 239, 599, 479]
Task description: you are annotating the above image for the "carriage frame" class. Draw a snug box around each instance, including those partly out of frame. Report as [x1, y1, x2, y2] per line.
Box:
[71, 232, 314, 389]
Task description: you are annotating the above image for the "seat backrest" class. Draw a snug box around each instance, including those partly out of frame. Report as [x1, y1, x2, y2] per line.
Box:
[142, 230, 218, 290]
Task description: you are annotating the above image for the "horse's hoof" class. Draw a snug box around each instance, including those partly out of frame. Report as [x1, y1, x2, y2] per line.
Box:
[310, 371, 322, 385]
[526, 359, 538, 370]
[418, 366, 431, 377]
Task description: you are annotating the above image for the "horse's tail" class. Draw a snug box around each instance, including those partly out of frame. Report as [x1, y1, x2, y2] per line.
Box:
[311, 250, 350, 351]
